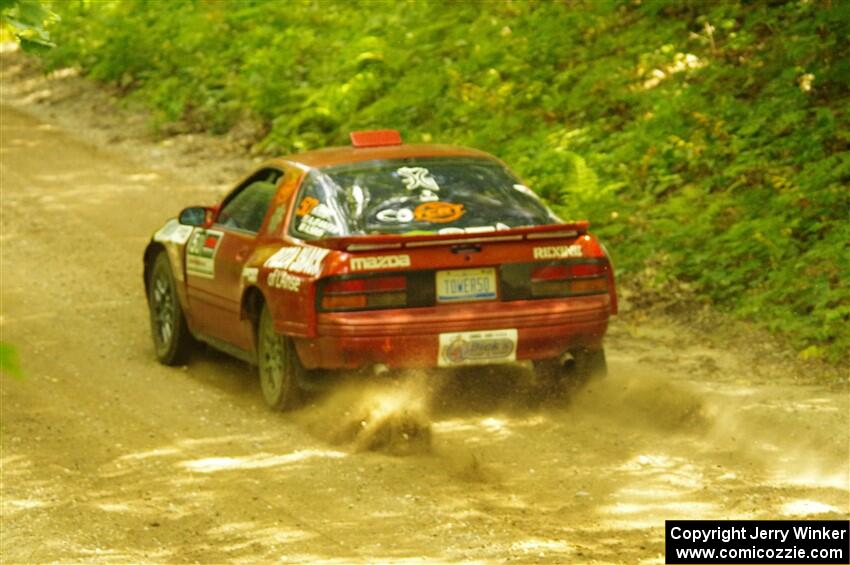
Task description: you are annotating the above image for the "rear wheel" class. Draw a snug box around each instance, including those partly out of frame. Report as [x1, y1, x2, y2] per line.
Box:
[147, 252, 193, 365]
[257, 304, 303, 411]
[534, 347, 607, 392]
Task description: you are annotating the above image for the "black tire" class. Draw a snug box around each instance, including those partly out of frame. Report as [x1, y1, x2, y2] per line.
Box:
[147, 252, 193, 365]
[534, 347, 607, 392]
[257, 304, 303, 411]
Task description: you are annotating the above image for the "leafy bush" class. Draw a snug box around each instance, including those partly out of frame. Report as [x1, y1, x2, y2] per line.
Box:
[42, 0, 849, 361]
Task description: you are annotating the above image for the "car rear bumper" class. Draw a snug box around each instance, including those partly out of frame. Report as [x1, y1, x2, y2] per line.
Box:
[294, 295, 611, 370]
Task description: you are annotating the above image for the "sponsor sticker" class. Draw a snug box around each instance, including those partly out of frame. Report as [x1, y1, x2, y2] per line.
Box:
[376, 207, 415, 223]
[266, 204, 286, 235]
[153, 219, 194, 245]
[298, 215, 337, 237]
[242, 267, 259, 284]
[267, 269, 301, 292]
[438, 329, 518, 367]
[265, 246, 329, 277]
[375, 202, 469, 225]
[437, 223, 510, 235]
[392, 167, 441, 202]
[414, 201, 465, 223]
[350, 254, 411, 272]
[397, 166, 440, 192]
[297, 202, 341, 237]
[533, 245, 583, 259]
[186, 229, 223, 278]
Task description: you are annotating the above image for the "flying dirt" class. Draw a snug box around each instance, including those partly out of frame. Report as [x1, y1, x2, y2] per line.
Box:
[1, 51, 848, 563]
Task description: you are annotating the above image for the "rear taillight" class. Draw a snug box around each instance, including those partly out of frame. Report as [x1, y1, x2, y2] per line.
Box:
[530, 262, 607, 298]
[321, 276, 407, 311]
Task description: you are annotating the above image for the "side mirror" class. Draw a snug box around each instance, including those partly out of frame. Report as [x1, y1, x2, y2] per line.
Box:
[178, 206, 213, 227]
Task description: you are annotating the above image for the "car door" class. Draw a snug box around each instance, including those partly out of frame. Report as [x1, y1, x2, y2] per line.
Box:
[186, 168, 283, 350]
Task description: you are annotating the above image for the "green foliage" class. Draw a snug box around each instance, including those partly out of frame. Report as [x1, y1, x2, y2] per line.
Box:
[0, 0, 58, 51]
[0, 342, 23, 379]
[41, 0, 849, 361]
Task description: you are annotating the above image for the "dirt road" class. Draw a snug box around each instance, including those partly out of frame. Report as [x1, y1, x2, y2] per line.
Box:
[1, 53, 848, 564]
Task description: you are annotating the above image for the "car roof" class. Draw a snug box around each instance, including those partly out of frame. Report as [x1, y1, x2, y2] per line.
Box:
[266, 143, 500, 171]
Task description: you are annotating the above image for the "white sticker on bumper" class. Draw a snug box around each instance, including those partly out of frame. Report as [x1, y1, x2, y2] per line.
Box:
[438, 328, 518, 367]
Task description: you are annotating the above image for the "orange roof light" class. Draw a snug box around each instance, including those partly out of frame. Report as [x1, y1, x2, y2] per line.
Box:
[350, 129, 403, 148]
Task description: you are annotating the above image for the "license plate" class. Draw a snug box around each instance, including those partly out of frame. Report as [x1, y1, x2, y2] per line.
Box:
[436, 267, 497, 303]
[438, 329, 518, 367]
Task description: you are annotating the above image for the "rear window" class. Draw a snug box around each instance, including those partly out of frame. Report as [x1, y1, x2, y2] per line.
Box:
[290, 157, 561, 239]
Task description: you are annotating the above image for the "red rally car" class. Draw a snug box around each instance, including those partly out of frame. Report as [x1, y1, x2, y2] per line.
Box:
[144, 130, 617, 410]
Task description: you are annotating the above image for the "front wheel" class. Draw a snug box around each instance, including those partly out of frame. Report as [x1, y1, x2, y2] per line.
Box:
[257, 304, 303, 411]
[147, 252, 193, 365]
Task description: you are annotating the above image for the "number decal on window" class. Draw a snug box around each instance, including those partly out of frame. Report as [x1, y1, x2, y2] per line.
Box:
[296, 196, 320, 217]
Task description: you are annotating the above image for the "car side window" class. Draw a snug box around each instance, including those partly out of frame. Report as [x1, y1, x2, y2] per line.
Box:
[217, 169, 282, 233]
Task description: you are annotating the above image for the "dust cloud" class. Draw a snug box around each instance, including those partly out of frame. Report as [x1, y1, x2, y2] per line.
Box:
[567, 369, 712, 432]
[294, 371, 436, 455]
[293, 360, 846, 504]
[292, 362, 715, 462]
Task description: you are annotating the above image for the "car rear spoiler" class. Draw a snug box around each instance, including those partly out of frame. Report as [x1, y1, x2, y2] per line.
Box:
[312, 222, 590, 252]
